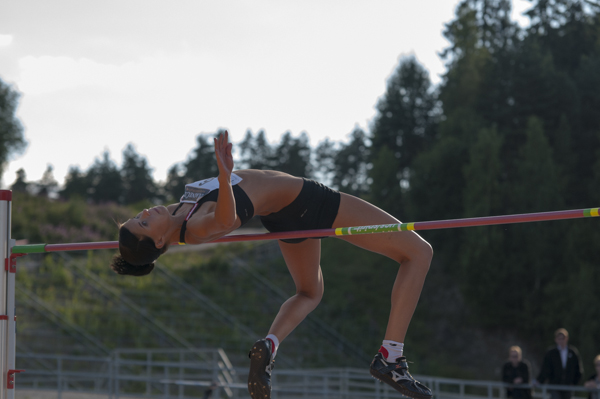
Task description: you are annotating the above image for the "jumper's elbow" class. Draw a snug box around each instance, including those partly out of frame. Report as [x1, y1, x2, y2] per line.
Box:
[215, 217, 236, 231]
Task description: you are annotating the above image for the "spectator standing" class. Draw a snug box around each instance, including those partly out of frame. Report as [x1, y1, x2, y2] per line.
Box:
[503, 346, 532, 399]
[584, 355, 600, 399]
[535, 328, 583, 399]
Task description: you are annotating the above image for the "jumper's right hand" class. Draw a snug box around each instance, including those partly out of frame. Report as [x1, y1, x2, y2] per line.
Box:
[215, 130, 234, 180]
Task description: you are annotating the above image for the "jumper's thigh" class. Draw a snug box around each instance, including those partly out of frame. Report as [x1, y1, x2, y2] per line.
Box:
[332, 193, 432, 263]
[278, 238, 324, 300]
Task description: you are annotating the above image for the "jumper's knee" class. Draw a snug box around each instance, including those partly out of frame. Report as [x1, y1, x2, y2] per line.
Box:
[401, 238, 433, 267]
[418, 240, 434, 262]
[296, 285, 324, 312]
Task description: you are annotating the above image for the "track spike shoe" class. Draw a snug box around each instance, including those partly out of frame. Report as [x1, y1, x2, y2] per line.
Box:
[370, 353, 432, 399]
[248, 339, 275, 399]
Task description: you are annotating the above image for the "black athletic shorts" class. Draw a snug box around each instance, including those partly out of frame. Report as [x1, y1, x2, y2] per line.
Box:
[260, 178, 341, 244]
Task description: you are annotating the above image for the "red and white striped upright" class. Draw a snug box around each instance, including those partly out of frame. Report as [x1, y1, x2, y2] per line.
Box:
[0, 190, 21, 399]
[0, 189, 9, 399]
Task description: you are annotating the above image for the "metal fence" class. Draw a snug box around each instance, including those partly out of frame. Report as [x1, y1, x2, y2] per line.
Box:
[15, 350, 600, 399]
[17, 348, 237, 399]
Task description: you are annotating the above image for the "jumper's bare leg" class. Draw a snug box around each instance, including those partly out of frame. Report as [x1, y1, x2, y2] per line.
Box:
[333, 193, 433, 342]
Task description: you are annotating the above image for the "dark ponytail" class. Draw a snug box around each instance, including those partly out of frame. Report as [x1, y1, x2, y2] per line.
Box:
[110, 226, 167, 276]
[110, 254, 155, 276]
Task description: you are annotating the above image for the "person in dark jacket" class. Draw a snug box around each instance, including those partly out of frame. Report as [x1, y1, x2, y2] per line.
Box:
[534, 328, 583, 399]
[502, 346, 532, 399]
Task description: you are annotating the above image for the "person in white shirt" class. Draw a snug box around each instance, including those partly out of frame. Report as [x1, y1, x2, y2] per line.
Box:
[534, 328, 583, 399]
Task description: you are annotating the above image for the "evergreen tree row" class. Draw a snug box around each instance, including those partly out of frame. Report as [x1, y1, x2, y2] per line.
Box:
[10, 128, 371, 205]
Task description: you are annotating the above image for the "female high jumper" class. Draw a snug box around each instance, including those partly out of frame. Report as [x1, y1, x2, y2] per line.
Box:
[111, 131, 433, 399]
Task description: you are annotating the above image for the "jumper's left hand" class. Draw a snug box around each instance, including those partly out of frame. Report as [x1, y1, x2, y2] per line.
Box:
[215, 131, 234, 179]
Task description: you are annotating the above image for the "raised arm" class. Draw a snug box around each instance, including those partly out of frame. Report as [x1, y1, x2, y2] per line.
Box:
[183, 131, 238, 243]
[213, 131, 236, 228]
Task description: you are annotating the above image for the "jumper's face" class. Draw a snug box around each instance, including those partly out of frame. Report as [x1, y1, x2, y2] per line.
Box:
[123, 206, 170, 248]
[596, 361, 600, 374]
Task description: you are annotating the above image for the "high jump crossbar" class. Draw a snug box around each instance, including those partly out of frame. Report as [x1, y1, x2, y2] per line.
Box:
[10, 207, 600, 254]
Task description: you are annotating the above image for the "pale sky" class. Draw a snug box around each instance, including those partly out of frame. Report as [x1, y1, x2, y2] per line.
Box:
[0, 0, 531, 187]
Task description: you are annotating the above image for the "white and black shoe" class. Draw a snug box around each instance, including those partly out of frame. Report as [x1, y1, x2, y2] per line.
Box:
[248, 339, 275, 399]
[370, 353, 432, 399]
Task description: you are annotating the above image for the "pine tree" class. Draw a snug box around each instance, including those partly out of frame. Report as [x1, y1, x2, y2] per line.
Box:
[60, 166, 90, 200]
[511, 117, 564, 213]
[591, 137, 600, 205]
[440, 2, 492, 115]
[238, 129, 275, 170]
[0, 77, 27, 178]
[459, 126, 508, 326]
[182, 133, 220, 182]
[506, 116, 565, 336]
[10, 168, 28, 193]
[332, 128, 370, 197]
[572, 52, 600, 205]
[36, 165, 58, 198]
[164, 163, 185, 202]
[462, 127, 504, 218]
[314, 138, 337, 187]
[273, 132, 312, 178]
[121, 144, 157, 205]
[87, 151, 123, 204]
[451, 0, 517, 52]
[370, 56, 437, 172]
[369, 56, 437, 215]
[367, 145, 402, 217]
